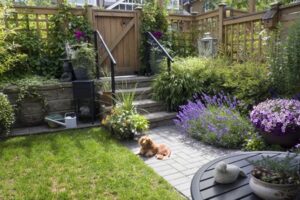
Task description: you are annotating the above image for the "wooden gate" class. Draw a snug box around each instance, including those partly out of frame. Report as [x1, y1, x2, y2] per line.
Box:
[92, 10, 140, 75]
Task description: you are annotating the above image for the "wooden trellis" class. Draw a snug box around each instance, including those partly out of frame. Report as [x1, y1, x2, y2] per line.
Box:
[4, 6, 85, 39]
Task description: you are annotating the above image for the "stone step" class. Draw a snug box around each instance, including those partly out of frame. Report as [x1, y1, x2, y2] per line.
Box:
[133, 99, 166, 114]
[144, 112, 177, 128]
[100, 76, 153, 89]
[116, 87, 152, 100]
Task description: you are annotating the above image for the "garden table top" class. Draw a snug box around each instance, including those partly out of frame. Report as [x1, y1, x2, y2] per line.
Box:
[190, 151, 300, 200]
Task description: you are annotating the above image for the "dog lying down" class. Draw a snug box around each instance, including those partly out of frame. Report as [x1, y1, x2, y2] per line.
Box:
[137, 135, 171, 160]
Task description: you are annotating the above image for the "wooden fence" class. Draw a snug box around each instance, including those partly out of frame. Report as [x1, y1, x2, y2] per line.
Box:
[4, 6, 85, 39]
[3, 2, 300, 68]
[170, 2, 300, 61]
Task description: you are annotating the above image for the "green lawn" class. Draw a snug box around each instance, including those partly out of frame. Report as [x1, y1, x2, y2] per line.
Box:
[0, 128, 184, 200]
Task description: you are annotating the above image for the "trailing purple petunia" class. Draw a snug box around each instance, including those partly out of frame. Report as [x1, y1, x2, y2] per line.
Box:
[250, 99, 300, 135]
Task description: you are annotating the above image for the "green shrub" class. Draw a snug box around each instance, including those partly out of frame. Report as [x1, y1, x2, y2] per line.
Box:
[0, 93, 15, 135]
[0, 5, 28, 77]
[152, 57, 270, 113]
[220, 62, 271, 112]
[243, 132, 267, 151]
[269, 19, 300, 95]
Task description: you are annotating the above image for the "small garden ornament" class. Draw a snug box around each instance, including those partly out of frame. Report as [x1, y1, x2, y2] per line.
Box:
[214, 161, 247, 184]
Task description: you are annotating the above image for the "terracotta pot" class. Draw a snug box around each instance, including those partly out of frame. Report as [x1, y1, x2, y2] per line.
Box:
[260, 130, 300, 148]
[249, 175, 299, 200]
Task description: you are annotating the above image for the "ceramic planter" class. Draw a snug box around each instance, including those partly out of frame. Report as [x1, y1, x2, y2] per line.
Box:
[260, 129, 300, 148]
[249, 175, 299, 200]
[73, 67, 90, 80]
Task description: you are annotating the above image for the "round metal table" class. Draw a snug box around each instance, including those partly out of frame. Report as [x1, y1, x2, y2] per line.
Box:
[190, 151, 300, 200]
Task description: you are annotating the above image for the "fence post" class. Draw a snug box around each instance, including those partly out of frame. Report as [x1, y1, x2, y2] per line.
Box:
[86, 5, 94, 29]
[135, 7, 142, 69]
[248, 0, 256, 13]
[218, 3, 226, 45]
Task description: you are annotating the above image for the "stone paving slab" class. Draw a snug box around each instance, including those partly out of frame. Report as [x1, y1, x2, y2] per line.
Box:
[123, 126, 237, 200]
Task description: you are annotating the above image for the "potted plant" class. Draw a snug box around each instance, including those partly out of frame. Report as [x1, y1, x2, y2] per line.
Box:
[0, 93, 15, 136]
[250, 99, 300, 147]
[101, 89, 149, 139]
[71, 43, 95, 80]
[248, 154, 300, 200]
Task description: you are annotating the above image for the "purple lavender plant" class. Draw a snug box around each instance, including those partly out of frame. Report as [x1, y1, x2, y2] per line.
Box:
[250, 99, 300, 135]
[174, 92, 252, 148]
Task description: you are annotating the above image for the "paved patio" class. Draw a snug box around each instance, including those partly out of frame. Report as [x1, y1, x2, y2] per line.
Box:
[123, 126, 237, 199]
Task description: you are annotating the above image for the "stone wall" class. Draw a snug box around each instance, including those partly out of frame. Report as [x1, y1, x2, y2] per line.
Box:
[3, 81, 101, 127]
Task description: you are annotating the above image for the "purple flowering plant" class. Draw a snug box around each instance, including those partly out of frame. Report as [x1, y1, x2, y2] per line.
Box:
[250, 99, 300, 135]
[74, 30, 86, 41]
[174, 92, 253, 148]
[152, 31, 163, 40]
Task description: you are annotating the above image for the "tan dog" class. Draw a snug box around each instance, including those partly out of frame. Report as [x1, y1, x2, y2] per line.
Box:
[138, 135, 171, 160]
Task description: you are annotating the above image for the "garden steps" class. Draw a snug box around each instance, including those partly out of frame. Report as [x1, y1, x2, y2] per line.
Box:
[116, 87, 152, 100]
[133, 99, 166, 114]
[144, 112, 177, 128]
[103, 75, 176, 128]
[101, 75, 153, 89]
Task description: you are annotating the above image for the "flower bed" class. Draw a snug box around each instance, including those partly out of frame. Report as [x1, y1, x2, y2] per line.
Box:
[175, 93, 253, 149]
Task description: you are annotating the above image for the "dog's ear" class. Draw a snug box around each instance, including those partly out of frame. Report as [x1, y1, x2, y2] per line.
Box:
[138, 136, 146, 145]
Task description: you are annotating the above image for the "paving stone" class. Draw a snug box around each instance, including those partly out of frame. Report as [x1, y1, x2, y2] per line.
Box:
[122, 125, 237, 199]
[169, 176, 191, 187]
[164, 172, 185, 181]
[159, 168, 178, 176]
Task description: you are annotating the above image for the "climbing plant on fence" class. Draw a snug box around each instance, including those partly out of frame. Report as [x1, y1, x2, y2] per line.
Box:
[0, 2, 92, 78]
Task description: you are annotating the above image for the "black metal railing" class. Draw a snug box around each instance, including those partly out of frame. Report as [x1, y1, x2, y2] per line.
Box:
[94, 30, 117, 104]
[146, 31, 174, 75]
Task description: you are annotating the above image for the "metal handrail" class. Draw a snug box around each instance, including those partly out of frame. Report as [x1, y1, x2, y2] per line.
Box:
[147, 31, 174, 74]
[94, 30, 117, 104]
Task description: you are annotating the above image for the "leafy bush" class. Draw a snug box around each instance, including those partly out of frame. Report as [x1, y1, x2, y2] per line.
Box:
[152, 57, 270, 113]
[243, 132, 267, 151]
[269, 19, 300, 96]
[174, 93, 254, 149]
[0, 3, 93, 78]
[0, 93, 15, 135]
[0, 5, 28, 77]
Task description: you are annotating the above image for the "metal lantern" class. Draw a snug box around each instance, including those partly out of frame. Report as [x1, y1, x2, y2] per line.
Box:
[198, 32, 218, 57]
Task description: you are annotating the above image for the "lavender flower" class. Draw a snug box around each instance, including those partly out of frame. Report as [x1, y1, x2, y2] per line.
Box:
[250, 99, 300, 134]
[174, 92, 252, 149]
